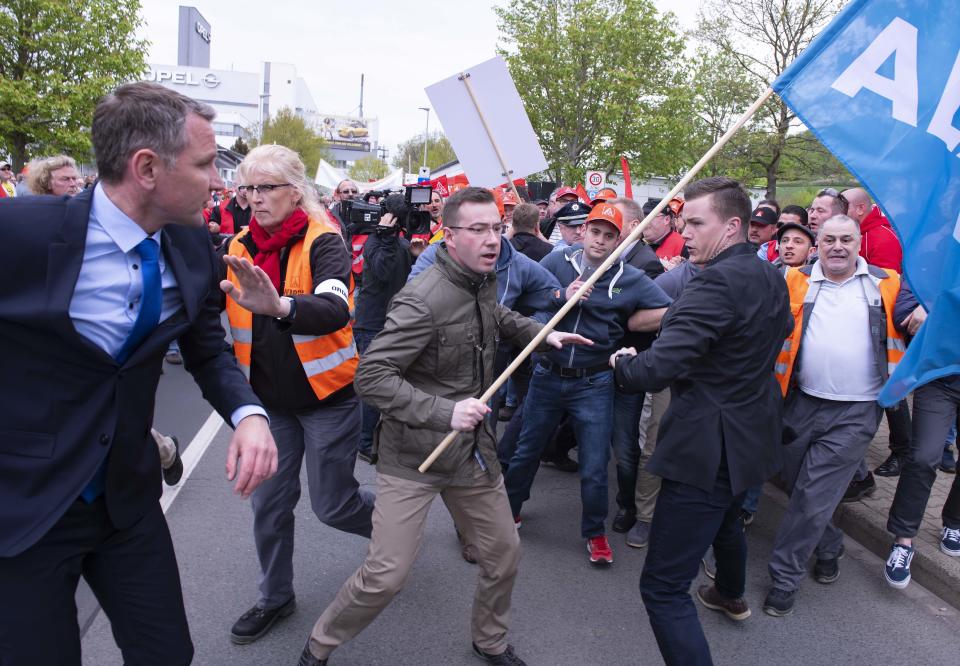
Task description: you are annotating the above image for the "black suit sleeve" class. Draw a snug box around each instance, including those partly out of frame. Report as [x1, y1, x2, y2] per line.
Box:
[614, 269, 735, 394]
[179, 237, 263, 426]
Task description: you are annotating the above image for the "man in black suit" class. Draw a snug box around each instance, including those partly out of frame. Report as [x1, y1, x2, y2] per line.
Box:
[0, 82, 278, 665]
[612, 177, 792, 666]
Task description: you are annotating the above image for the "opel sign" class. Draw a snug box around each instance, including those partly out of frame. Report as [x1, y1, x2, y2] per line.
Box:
[195, 21, 211, 43]
[146, 68, 221, 88]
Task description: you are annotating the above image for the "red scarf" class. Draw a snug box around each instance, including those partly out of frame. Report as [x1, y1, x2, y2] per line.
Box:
[248, 208, 309, 291]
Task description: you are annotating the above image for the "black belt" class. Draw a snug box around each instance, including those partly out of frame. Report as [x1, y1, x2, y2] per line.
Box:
[538, 360, 610, 379]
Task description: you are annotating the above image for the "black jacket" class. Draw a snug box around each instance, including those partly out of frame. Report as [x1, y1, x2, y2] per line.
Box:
[509, 232, 553, 263]
[355, 228, 415, 333]
[614, 242, 792, 494]
[234, 227, 354, 412]
[0, 188, 262, 556]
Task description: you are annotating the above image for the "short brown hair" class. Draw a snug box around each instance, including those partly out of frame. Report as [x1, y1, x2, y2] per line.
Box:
[510, 203, 540, 233]
[443, 187, 497, 228]
[683, 177, 751, 238]
[92, 81, 216, 183]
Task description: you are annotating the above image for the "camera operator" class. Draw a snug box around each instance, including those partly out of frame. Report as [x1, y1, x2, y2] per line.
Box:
[353, 211, 428, 462]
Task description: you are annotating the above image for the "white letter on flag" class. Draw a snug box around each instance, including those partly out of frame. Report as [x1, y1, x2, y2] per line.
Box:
[929, 51, 960, 153]
[831, 17, 919, 127]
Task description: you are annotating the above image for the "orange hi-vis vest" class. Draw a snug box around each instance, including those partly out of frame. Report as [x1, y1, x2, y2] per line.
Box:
[225, 218, 358, 401]
[774, 264, 905, 397]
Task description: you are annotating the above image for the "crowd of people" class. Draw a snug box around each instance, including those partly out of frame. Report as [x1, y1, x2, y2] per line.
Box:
[1, 81, 959, 666]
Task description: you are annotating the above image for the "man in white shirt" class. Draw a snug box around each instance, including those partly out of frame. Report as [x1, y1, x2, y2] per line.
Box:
[764, 215, 903, 617]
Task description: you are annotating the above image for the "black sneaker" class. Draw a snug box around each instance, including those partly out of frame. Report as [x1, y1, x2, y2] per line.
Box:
[472, 643, 526, 666]
[297, 640, 328, 666]
[162, 436, 183, 486]
[874, 453, 901, 477]
[763, 587, 796, 617]
[542, 454, 578, 473]
[612, 508, 636, 533]
[230, 597, 296, 645]
[842, 472, 877, 503]
[740, 509, 755, 527]
[813, 544, 844, 584]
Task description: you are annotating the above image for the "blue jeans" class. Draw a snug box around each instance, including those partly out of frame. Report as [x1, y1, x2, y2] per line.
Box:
[354, 328, 379, 456]
[612, 388, 644, 513]
[641, 454, 746, 666]
[504, 365, 614, 538]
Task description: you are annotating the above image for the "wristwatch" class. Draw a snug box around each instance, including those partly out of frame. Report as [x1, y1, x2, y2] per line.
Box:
[276, 296, 297, 322]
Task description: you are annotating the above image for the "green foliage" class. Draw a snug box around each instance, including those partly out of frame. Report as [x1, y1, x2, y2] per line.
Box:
[495, 0, 691, 184]
[779, 131, 853, 183]
[391, 133, 457, 173]
[230, 136, 250, 155]
[349, 155, 389, 182]
[0, 0, 149, 170]
[250, 107, 332, 175]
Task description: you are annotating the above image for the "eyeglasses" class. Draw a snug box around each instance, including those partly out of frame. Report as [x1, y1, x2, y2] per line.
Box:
[338, 188, 358, 195]
[238, 183, 292, 195]
[0, 166, 11, 171]
[447, 223, 505, 237]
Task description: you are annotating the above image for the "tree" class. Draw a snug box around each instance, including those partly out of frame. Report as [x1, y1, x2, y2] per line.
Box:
[698, 0, 843, 198]
[0, 0, 148, 170]
[250, 107, 331, 174]
[391, 133, 457, 173]
[349, 155, 389, 182]
[230, 136, 250, 155]
[495, 0, 691, 184]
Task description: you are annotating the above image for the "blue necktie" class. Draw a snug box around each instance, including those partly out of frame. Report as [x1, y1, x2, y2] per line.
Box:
[81, 238, 163, 503]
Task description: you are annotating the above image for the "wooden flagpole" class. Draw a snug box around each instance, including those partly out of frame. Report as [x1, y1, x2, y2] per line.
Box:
[418, 87, 776, 474]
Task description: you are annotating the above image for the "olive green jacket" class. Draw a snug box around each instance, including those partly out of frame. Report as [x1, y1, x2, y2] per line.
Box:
[355, 245, 544, 485]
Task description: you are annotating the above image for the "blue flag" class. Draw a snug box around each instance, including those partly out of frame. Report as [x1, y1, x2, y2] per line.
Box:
[773, 0, 960, 407]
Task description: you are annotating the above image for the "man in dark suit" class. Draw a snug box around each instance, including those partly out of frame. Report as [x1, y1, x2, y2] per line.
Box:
[612, 177, 792, 666]
[0, 82, 278, 665]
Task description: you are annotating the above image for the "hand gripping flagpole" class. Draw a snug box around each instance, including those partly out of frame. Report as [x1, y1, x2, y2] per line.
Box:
[419, 87, 775, 473]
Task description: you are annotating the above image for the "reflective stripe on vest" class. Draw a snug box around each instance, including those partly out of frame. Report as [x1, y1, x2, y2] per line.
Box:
[225, 218, 358, 401]
[774, 266, 904, 397]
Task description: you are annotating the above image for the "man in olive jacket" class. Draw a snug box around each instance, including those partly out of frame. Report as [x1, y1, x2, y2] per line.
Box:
[299, 187, 590, 666]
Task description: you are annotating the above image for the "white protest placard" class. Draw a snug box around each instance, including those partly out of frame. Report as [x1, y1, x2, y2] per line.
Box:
[425, 56, 548, 188]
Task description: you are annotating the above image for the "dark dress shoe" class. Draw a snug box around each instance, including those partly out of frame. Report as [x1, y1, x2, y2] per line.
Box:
[842, 471, 877, 503]
[162, 436, 183, 486]
[874, 453, 901, 477]
[498, 405, 516, 422]
[472, 643, 526, 665]
[298, 640, 327, 665]
[230, 597, 296, 645]
[612, 508, 636, 533]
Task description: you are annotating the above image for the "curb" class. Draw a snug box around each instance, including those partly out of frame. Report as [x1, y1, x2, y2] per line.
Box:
[762, 482, 960, 604]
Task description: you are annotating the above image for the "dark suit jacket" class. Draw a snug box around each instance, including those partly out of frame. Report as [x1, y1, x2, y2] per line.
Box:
[0, 188, 261, 556]
[614, 242, 792, 495]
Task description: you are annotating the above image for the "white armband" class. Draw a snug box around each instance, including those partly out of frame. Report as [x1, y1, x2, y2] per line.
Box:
[315, 278, 349, 305]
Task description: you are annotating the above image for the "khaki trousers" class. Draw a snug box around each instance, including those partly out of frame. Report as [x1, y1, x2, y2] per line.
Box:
[635, 388, 671, 522]
[308, 471, 521, 659]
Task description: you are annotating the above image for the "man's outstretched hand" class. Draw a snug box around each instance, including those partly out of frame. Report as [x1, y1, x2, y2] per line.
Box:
[546, 331, 593, 349]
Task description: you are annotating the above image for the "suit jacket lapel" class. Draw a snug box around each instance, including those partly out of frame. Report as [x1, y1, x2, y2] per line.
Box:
[46, 189, 117, 364]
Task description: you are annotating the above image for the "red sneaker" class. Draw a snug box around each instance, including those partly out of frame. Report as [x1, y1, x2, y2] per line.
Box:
[587, 535, 613, 565]
[514, 515, 522, 529]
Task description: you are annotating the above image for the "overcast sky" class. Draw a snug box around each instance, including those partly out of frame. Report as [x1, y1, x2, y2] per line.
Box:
[137, 0, 703, 160]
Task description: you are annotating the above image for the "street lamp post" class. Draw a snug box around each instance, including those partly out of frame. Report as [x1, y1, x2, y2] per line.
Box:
[418, 106, 430, 168]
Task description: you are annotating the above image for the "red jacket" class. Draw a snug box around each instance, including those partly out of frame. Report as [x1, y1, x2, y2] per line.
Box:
[651, 229, 686, 260]
[859, 205, 902, 272]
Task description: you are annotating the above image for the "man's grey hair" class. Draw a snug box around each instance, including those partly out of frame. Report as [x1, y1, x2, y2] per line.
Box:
[817, 214, 862, 242]
[92, 82, 216, 183]
[610, 197, 642, 224]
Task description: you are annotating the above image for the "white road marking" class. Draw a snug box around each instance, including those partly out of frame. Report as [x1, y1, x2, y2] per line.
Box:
[160, 410, 224, 514]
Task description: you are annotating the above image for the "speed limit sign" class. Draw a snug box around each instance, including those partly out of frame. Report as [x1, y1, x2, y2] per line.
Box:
[586, 171, 605, 188]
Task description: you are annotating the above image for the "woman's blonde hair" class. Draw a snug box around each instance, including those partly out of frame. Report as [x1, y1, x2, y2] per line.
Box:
[27, 155, 77, 195]
[236, 144, 329, 226]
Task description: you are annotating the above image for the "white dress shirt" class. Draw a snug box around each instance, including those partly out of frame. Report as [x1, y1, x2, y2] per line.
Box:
[69, 184, 264, 426]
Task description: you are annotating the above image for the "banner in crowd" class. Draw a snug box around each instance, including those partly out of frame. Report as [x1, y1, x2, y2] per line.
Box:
[773, 0, 960, 406]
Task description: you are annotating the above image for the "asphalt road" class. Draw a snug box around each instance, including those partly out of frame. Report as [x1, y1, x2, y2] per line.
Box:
[80, 362, 960, 665]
